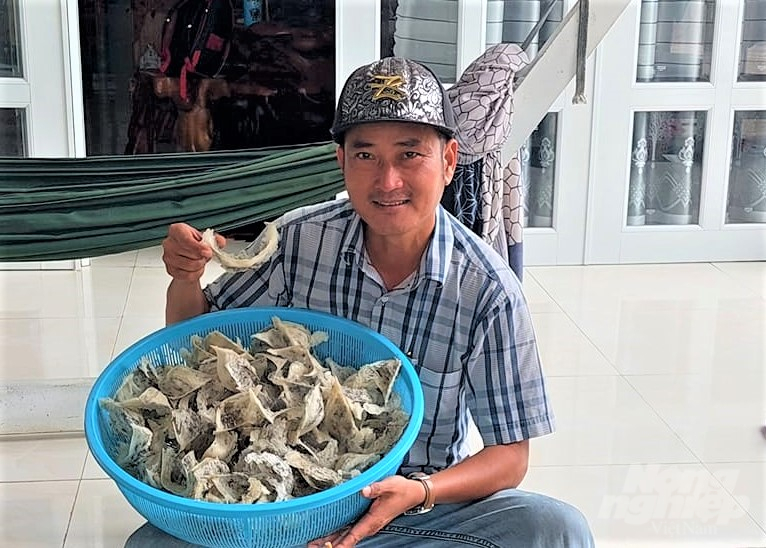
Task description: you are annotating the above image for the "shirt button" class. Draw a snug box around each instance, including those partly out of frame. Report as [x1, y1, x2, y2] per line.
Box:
[380, 296, 389, 303]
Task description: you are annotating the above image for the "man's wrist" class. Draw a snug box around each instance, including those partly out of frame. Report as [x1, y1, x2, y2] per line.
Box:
[413, 476, 427, 505]
[169, 278, 202, 288]
[404, 472, 435, 515]
[166, 279, 208, 325]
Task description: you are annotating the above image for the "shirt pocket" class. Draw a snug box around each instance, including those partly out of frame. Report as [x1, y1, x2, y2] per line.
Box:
[408, 357, 463, 429]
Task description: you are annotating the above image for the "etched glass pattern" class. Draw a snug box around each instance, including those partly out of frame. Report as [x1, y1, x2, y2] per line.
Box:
[727, 111, 766, 224]
[520, 112, 558, 228]
[627, 110, 706, 226]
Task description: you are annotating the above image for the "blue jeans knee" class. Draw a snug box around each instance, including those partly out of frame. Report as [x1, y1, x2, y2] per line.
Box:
[501, 490, 594, 548]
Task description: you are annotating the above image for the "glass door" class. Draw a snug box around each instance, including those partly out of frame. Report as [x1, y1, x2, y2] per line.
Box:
[0, 0, 80, 158]
[0, 0, 28, 157]
[0, 0, 83, 269]
[587, 0, 766, 263]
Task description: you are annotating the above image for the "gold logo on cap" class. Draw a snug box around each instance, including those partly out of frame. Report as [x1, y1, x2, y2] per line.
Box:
[369, 75, 406, 101]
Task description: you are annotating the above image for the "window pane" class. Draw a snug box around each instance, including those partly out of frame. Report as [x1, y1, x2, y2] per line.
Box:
[521, 112, 558, 228]
[485, 0, 564, 59]
[0, 0, 23, 77]
[727, 111, 766, 223]
[739, 0, 766, 81]
[79, 0, 336, 155]
[381, 0, 458, 82]
[0, 108, 26, 156]
[628, 111, 706, 226]
[636, 0, 715, 83]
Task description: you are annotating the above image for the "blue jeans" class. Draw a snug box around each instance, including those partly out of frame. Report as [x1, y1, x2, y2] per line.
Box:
[125, 489, 594, 547]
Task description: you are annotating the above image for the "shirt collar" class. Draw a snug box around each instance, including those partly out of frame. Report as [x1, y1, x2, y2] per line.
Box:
[341, 204, 454, 286]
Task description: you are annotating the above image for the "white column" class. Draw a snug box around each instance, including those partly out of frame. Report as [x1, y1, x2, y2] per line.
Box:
[336, 0, 381, 102]
[457, 0, 489, 75]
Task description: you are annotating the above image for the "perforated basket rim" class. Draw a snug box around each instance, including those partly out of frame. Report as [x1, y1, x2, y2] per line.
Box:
[84, 307, 425, 517]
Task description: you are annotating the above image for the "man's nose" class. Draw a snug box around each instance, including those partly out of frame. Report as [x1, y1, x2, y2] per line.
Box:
[377, 161, 404, 191]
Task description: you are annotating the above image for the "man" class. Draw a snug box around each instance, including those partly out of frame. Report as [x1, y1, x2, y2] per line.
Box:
[128, 57, 593, 547]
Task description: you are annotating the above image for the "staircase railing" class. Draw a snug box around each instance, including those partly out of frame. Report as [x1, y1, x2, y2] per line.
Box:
[503, 0, 633, 160]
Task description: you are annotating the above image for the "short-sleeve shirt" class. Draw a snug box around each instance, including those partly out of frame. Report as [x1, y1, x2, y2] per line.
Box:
[203, 199, 554, 473]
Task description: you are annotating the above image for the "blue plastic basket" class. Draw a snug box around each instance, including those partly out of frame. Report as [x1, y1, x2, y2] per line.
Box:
[84, 307, 424, 548]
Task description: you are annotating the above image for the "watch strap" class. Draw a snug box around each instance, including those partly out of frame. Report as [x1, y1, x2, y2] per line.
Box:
[404, 472, 435, 515]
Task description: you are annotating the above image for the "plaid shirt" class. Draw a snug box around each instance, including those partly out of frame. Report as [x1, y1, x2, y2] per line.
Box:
[204, 199, 554, 472]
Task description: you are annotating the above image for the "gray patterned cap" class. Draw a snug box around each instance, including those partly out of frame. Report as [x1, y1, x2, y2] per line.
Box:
[331, 57, 457, 143]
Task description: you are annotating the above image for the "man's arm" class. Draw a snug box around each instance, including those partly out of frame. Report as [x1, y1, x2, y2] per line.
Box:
[162, 223, 224, 325]
[428, 440, 528, 502]
[166, 279, 209, 325]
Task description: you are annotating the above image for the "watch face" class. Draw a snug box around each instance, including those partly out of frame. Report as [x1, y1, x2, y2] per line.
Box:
[404, 504, 434, 516]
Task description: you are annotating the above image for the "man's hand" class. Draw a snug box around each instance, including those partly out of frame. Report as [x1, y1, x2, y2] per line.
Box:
[163, 223, 225, 325]
[307, 443, 529, 548]
[162, 223, 225, 281]
[307, 475, 426, 548]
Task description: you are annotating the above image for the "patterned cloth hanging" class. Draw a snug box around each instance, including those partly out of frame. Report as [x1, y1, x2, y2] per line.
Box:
[444, 43, 529, 280]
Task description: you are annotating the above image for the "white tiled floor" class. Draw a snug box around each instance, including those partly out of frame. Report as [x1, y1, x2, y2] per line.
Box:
[0, 254, 764, 547]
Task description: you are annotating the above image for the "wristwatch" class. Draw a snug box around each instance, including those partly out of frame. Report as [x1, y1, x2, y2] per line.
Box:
[404, 472, 436, 515]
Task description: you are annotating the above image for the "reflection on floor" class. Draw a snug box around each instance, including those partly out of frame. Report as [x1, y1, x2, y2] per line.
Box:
[0, 249, 764, 547]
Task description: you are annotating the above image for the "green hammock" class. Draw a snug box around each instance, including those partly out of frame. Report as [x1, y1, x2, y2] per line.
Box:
[0, 142, 344, 261]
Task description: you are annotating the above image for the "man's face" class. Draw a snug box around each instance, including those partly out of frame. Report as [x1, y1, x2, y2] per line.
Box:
[337, 122, 457, 244]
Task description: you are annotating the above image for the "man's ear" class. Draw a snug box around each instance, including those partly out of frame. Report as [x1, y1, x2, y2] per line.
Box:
[336, 146, 345, 172]
[443, 138, 458, 186]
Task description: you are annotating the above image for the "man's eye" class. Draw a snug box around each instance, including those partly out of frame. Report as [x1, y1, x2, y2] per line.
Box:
[403, 151, 421, 159]
[355, 152, 373, 160]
